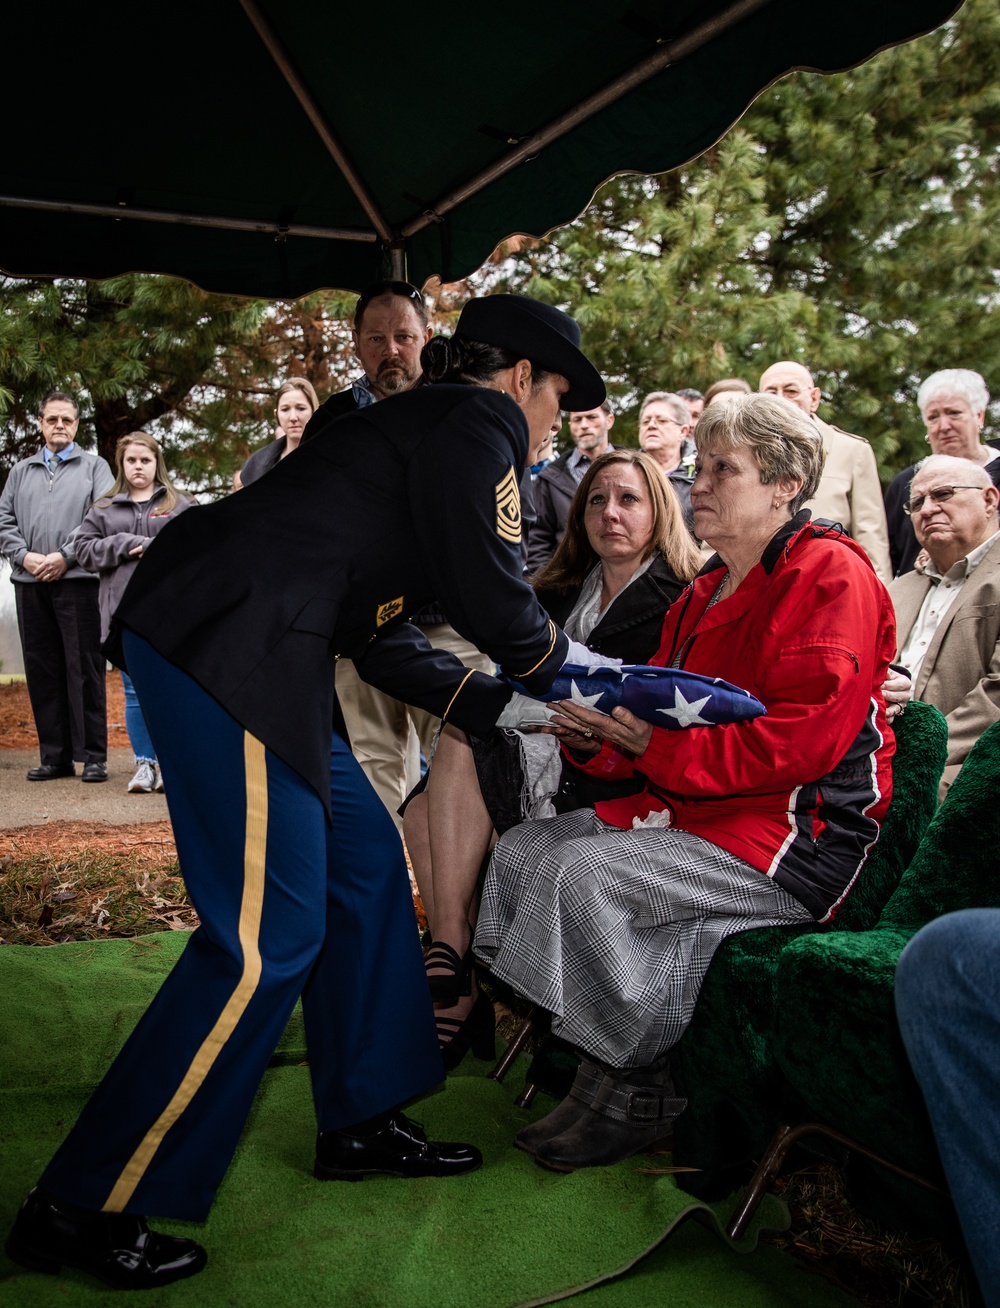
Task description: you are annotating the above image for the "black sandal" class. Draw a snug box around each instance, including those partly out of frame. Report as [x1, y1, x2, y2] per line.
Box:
[437, 991, 497, 1071]
[423, 940, 472, 1005]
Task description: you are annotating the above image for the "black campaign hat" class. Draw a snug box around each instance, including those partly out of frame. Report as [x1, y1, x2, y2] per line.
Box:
[454, 294, 606, 412]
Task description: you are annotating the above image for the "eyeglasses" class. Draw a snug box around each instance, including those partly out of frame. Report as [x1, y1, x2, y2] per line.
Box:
[903, 485, 985, 516]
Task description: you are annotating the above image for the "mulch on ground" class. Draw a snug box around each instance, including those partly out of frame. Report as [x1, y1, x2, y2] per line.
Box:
[0, 820, 192, 946]
[0, 672, 131, 750]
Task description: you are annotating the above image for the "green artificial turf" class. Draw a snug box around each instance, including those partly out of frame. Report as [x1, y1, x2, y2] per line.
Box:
[0, 936, 860, 1307]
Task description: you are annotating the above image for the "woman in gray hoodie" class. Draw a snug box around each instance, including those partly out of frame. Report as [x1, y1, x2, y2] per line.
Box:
[76, 433, 192, 793]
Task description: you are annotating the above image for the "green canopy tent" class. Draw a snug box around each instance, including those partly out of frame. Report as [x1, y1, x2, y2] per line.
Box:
[1, 0, 959, 298]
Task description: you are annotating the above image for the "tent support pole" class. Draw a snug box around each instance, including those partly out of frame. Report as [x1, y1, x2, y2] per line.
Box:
[240, 0, 396, 246]
[0, 195, 377, 243]
[400, 0, 774, 238]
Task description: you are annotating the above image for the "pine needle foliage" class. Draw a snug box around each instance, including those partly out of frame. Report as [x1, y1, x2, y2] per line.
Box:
[482, 0, 1000, 477]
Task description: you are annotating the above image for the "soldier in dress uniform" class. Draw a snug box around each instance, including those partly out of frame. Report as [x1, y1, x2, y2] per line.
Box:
[5, 295, 607, 1289]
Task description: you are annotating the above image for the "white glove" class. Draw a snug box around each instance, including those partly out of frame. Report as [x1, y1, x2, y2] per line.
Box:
[496, 692, 558, 730]
[563, 640, 623, 671]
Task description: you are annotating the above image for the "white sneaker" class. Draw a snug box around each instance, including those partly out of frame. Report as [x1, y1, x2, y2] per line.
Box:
[153, 766, 165, 793]
[128, 761, 157, 793]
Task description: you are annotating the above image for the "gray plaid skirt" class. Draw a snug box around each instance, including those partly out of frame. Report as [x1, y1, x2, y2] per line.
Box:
[474, 808, 812, 1069]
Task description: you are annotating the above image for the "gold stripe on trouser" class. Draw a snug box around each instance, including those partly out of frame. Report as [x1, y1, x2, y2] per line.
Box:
[102, 734, 269, 1212]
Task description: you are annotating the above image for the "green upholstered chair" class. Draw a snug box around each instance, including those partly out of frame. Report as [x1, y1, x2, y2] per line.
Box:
[726, 716, 1000, 1235]
[671, 701, 949, 1200]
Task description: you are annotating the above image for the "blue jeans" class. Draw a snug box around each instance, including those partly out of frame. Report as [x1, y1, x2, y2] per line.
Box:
[120, 670, 155, 764]
[896, 909, 1000, 1307]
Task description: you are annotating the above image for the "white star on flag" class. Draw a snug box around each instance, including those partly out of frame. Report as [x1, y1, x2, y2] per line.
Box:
[569, 680, 606, 709]
[657, 688, 712, 727]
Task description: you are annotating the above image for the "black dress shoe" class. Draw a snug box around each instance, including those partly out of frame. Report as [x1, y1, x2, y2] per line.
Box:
[4, 1187, 207, 1289]
[81, 762, 109, 783]
[26, 763, 75, 781]
[314, 1112, 482, 1181]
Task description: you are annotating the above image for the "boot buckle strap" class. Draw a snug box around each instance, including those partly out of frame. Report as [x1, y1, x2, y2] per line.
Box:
[625, 1091, 688, 1124]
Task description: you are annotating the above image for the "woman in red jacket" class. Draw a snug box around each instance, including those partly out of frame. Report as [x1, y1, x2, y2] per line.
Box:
[475, 393, 897, 1173]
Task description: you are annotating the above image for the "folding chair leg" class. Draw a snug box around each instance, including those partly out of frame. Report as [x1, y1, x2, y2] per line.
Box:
[487, 1014, 536, 1083]
[514, 1081, 540, 1109]
[726, 1120, 946, 1241]
[726, 1124, 802, 1240]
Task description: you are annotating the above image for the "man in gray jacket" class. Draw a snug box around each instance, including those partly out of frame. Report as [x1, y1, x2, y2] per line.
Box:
[0, 392, 114, 781]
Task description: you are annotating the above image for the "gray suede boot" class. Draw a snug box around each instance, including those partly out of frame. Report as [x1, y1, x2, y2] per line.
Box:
[514, 1058, 601, 1156]
[533, 1055, 687, 1172]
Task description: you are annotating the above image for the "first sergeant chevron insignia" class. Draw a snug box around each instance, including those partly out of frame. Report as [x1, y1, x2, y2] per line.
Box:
[495, 466, 522, 545]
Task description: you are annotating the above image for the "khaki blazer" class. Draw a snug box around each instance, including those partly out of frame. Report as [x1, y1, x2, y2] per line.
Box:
[890, 532, 1000, 799]
[806, 418, 892, 583]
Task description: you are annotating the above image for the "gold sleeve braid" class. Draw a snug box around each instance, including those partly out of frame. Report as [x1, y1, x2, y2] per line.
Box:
[441, 669, 476, 721]
[506, 619, 558, 678]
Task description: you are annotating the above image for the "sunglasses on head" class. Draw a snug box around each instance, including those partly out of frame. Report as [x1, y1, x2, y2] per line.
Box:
[354, 281, 424, 319]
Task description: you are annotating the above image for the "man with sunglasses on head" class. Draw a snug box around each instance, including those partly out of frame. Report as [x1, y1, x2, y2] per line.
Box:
[890, 454, 1000, 801]
[300, 281, 496, 828]
[302, 280, 432, 436]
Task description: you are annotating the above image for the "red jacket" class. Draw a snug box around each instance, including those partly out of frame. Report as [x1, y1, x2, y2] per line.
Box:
[583, 516, 896, 921]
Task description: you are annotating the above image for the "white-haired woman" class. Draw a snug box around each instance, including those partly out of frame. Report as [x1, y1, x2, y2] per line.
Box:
[475, 393, 897, 1173]
[884, 369, 998, 575]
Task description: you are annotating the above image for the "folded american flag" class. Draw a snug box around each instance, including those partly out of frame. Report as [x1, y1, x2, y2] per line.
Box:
[502, 664, 766, 730]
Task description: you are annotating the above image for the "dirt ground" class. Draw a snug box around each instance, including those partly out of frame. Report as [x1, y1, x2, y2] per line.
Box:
[0, 677, 426, 934]
[0, 675, 168, 858]
[0, 673, 131, 751]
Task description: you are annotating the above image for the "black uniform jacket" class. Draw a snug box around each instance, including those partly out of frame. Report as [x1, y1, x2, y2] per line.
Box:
[110, 385, 568, 811]
[301, 385, 359, 444]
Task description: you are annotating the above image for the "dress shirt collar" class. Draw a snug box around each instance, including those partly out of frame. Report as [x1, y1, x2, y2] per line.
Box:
[566, 446, 594, 482]
[351, 376, 378, 408]
[924, 529, 1000, 585]
[42, 442, 77, 466]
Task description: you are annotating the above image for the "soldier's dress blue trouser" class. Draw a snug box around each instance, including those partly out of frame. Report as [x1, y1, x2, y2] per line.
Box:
[40, 633, 443, 1222]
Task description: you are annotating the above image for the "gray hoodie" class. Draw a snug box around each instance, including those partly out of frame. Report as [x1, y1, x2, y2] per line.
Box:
[75, 486, 194, 641]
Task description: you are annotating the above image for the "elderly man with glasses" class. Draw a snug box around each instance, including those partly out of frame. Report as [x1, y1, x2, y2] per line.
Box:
[890, 453, 1000, 800]
[884, 368, 1000, 576]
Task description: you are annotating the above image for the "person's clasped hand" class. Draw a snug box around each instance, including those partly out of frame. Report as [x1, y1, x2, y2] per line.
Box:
[24, 551, 68, 582]
[546, 699, 653, 757]
[883, 666, 912, 723]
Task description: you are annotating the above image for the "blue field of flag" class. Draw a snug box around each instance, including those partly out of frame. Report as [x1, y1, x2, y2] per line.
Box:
[504, 664, 766, 730]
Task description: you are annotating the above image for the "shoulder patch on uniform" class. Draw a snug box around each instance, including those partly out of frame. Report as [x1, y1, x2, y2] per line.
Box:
[495, 466, 522, 545]
[376, 596, 404, 627]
